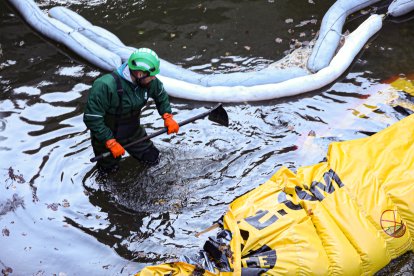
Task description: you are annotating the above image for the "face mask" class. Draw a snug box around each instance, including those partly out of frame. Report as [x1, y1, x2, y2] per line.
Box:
[137, 76, 149, 82]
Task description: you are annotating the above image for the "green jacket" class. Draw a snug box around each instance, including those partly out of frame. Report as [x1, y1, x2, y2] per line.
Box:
[83, 70, 172, 142]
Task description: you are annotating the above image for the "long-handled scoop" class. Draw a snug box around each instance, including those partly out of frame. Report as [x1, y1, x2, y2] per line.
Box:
[90, 103, 229, 162]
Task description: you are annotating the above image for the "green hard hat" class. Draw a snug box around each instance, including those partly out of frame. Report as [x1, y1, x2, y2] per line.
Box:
[128, 48, 160, 76]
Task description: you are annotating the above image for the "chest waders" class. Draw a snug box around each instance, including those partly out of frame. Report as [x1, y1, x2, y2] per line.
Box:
[106, 72, 141, 140]
[92, 72, 160, 170]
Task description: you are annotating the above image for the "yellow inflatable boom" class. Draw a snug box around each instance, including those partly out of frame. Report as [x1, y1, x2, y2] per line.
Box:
[138, 113, 414, 275]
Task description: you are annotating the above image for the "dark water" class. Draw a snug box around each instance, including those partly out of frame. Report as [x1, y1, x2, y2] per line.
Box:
[1, 0, 414, 275]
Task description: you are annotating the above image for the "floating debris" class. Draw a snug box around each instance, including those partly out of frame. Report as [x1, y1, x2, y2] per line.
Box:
[6, 167, 25, 185]
[275, 37, 283, 43]
[2, 228, 9, 237]
[62, 199, 70, 208]
[0, 194, 25, 216]
[46, 203, 59, 211]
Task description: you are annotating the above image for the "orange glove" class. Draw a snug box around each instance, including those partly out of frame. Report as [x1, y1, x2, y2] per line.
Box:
[105, 139, 125, 158]
[162, 113, 179, 134]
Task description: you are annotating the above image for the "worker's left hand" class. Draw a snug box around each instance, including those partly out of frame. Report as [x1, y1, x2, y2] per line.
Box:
[162, 113, 179, 134]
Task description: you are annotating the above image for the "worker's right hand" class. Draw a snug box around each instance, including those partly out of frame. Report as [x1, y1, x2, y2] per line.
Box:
[105, 139, 125, 158]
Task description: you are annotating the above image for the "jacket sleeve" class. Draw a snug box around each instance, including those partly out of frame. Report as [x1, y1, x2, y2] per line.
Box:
[150, 78, 172, 116]
[83, 80, 114, 142]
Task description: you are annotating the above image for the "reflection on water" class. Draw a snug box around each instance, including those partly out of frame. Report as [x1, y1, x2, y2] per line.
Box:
[1, 0, 414, 274]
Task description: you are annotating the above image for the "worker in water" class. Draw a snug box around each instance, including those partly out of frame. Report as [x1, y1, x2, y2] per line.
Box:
[83, 48, 179, 172]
